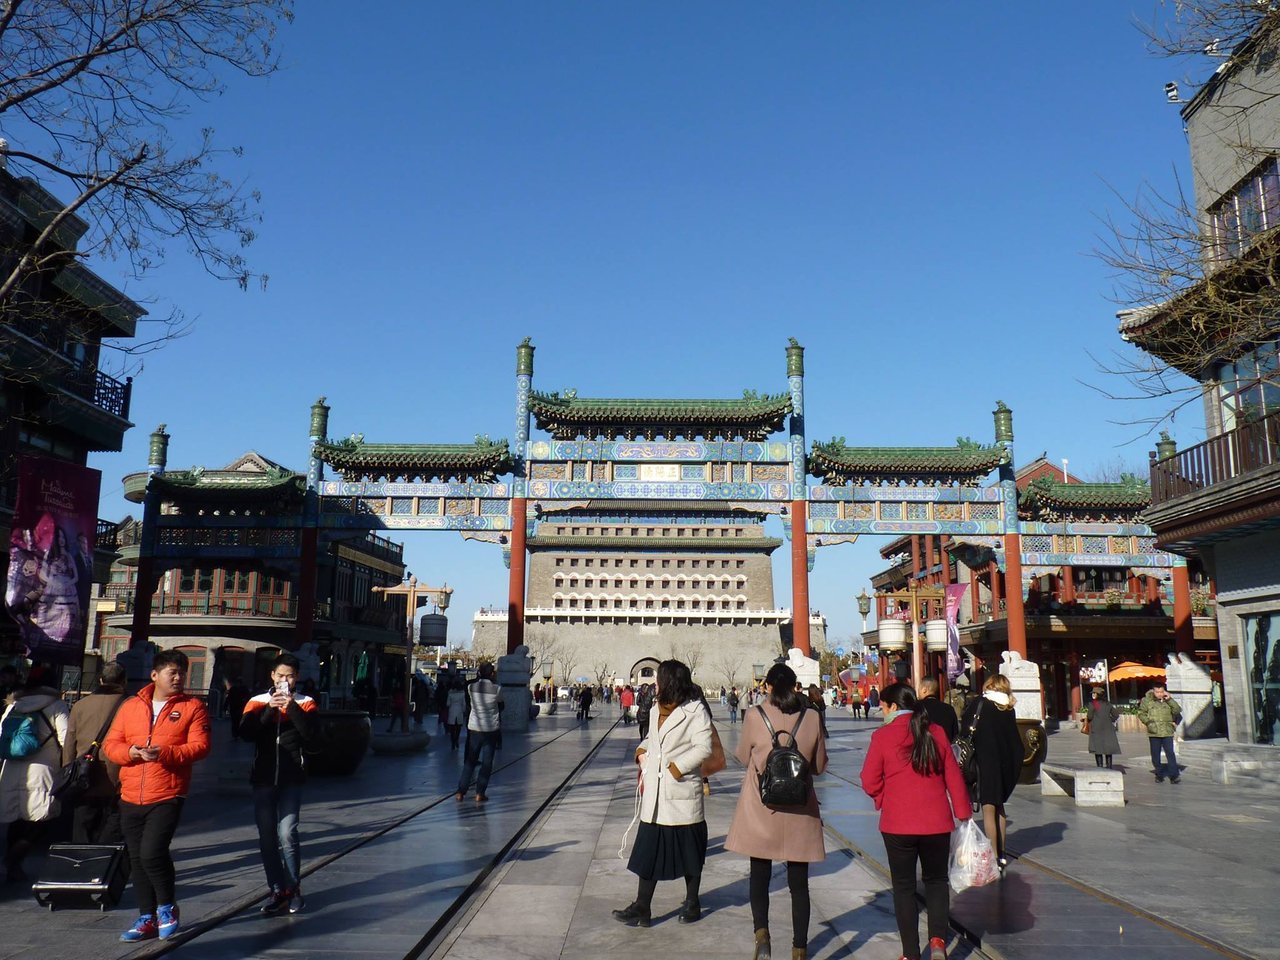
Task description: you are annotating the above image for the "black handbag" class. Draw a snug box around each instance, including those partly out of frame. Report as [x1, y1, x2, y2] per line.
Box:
[951, 700, 984, 795]
[53, 696, 125, 802]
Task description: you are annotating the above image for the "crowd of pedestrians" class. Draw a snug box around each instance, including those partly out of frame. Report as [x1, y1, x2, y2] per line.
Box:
[0, 649, 1190, 959]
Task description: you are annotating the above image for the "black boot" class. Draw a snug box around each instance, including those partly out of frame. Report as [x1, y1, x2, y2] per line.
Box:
[1095, 754, 1104, 767]
[677, 898, 702, 923]
[612, 903, 651, 927]
[1105, 755, 1113, 769]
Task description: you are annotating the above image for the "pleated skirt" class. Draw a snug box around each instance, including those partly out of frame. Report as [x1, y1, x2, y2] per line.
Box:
[627, 820, 708, 880]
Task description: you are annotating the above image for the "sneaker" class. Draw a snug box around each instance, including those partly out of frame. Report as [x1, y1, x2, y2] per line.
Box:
[1154, 774, 1165, 783]
[157, 903, 180, 940]
[1170, 776, 1181, 784]
[120, 915, 158, 942]
[288, 890, 306, 914]
[261, 889, 291, 916]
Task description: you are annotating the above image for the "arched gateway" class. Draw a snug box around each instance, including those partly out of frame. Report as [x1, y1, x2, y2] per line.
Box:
[123, 339, 1194, 731]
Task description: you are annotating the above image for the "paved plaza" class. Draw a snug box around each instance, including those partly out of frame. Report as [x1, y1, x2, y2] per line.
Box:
[0, 706, 1275, 960]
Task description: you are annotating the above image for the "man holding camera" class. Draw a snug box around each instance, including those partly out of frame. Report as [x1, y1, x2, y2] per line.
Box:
[240, 654, 317, 916]
[1137, 680, 1183, 783]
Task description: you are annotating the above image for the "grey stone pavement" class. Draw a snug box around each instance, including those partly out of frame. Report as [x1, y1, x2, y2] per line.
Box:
[1, 703, 1276, 960]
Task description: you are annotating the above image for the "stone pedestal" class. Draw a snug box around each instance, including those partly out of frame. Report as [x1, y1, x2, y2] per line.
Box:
[1166, 652, 1215, 740]
[787, 647, 821, 690]
[370, 729, 430, 755]
[305, 710, 371, 776]
[1000, 651, 1047, 784]
[497, 644, 534, 733]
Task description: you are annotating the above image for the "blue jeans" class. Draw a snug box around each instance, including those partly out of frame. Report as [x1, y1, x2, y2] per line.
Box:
[1149, 737, 1179, 779]
[253, 784, 303, 891]
[457, 731, 499, 797]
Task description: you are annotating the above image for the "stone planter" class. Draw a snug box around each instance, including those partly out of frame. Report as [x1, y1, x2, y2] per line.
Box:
[304, 709, 372, 776]
[1117, 713, 1145, 735]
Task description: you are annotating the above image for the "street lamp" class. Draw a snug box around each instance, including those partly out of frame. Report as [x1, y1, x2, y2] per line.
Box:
[856, 588, 872, 634]
[372, 573, 453, 735]
[540, 660, 552, 702]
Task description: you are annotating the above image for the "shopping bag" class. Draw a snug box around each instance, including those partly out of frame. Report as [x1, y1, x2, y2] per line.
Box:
[948, 819, 998, 893]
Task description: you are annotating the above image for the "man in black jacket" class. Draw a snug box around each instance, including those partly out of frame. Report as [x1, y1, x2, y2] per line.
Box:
[239, 654, 317, 916]
[917, 676, 959, 742]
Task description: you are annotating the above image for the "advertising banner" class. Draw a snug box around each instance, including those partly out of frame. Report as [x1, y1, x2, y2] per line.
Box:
[5, 456, 101, 666]
[944, 583, 969, 681]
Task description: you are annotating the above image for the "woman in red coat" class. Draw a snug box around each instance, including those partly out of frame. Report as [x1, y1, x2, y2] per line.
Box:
[860, 683, 971, 960]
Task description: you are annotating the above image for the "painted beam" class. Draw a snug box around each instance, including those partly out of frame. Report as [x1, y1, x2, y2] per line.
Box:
[809, 519, 1005, 535]
[1020, 551, 1178, 567]
[319, 513, 512, 531]
[525, 480, 794, 500]
[318, 481, 510, 498]
[526, 440, 794, 462]
[809, 485, 1004, 503]
[1021, 521, 1158, 536]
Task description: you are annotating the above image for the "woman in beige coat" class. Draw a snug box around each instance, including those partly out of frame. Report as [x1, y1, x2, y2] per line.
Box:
[726, 663, 828, 960]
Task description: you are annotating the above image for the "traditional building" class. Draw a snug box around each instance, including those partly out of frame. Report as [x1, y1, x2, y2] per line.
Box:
[864, 455, 1217, 719]
[470, 393, 825, 689]
[1118, 28, 1280, 746]
[100, 448, 407, 701]
[0, 168, 143, 666]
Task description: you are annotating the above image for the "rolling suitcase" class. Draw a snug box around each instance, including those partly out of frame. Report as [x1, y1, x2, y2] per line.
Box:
[31, 843, 130, 911]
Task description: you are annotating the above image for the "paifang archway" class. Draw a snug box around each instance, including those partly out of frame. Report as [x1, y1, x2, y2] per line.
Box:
[125, 339, 1193, 685]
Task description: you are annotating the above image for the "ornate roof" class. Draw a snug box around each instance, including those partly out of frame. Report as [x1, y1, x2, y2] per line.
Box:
[313, 437, 512, 482]
[150, 464, 306, 503]
[809, 438, 1008, 485]
[1020, 475, 1151, 521]
[527, 535, 783, 552]
[528, 390, 792, 440]
[1117, 229, 1280, 376]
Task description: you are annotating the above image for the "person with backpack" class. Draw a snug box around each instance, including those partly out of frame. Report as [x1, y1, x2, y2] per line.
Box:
[61, 662, 128, 844]
[725, 663, 828, 960]
[860, 683, 971, 960]
[727, 686, 741, 724]
[0, 669, 69, 882]
[613, 660, 713, 928]
[635, 683, 655, 740]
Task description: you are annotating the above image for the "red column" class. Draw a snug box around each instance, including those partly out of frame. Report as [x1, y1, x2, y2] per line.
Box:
[989, 560, 1002, 612]
[507, 497, 528, 654]
[1146, 576, 1161, 605]
[1172, 565, 1194, 653]
[911, 536, 922, 579]
[790, 500, 811, 656]
[940, 535, 953, 585]
[293, 527, 319, 650]
[1004, 533, 1028, 657]
[971, 570, 981, 621]
[1060, 565, 1075, 605]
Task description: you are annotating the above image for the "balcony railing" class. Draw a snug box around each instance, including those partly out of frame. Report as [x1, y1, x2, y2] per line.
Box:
[1151, 409, 1280, 505]
[96, 518, 119, 550]
[113, 594, 299, 619]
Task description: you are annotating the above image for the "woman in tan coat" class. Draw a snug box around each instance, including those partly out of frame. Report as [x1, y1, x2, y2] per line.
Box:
[726, 663, 828, 960]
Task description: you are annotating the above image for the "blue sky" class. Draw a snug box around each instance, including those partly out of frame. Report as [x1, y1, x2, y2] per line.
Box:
[90, 2, 1206, 646]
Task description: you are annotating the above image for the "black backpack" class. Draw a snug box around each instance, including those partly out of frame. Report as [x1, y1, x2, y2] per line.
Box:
[755, 705, 811, 807]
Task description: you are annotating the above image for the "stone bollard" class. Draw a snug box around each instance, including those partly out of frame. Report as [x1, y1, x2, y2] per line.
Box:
[497, 644, 534, 733]
[1165, 652, 1215, 739]
[1000, 650, 1048, 784]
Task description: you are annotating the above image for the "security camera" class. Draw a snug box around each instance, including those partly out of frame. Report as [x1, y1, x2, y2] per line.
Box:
[1165, 82, 1182, 103]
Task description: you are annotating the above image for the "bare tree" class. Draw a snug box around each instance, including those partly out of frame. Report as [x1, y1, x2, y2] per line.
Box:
[1096, 3, 1280, 429]
[712, 651, 745, 690]
[0, 0, 293, 335]
[1087, 456, 1149, 483]
[592, 659, 612, 688]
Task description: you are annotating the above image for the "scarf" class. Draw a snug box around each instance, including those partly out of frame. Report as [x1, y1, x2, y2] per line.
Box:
[983, 690, 1012, 708]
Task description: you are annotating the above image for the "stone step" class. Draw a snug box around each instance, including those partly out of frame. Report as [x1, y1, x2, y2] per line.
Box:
[1176, 739, 1280, 785]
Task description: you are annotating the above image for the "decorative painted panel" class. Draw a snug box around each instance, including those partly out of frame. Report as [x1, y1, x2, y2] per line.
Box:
[935, 503, 962, 521]
[445, 498, 474, 516]
[880, 503, 903, 520]
[613, 464, 638, 480]
[1081, 537, 1108, 554]
[711, 465, 726, 482]
[319, 481, 509, 498]
[1021, 551, 1177, 568]
[809, 520, 1004, 536]
[810, 485, 1003, 503]
[320, 513, 511, 531]
[906, 503, 929, 520]
[1023, 534, 1053, 552]
[1110, 536, 1132, 553]
[1020, 521, 1157, 537]
[525, 480, 785, 501]
[526, 441, 793, 462]
[392, 499, 413, 515]
[970, 504, 999, 520]
[481, 500, 509, 516]
[681, 464, 705, 480]
[573, 463, 587, 480]
[531, 463, 564, 480]
[810, 502, 839, 519]
[754, 465, 788, 481]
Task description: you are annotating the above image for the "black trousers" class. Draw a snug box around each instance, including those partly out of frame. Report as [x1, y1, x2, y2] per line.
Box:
[119, 798, 185, 915]
[881, 832, 950, 959]
[749, 858, 811, 948]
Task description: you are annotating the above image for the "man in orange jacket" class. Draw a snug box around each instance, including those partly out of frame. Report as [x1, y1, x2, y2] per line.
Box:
[103, 650, 210, 942]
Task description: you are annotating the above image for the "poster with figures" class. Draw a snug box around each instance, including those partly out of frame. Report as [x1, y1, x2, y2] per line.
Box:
[4, 456, 101, 666]
[1244, 612, 1280, 745]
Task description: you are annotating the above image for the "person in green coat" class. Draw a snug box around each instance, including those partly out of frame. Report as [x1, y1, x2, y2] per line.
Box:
[1137, 681, 1182, 783]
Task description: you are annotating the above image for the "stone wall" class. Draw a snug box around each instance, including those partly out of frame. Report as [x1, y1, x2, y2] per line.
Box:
[471, 615, 826, 692]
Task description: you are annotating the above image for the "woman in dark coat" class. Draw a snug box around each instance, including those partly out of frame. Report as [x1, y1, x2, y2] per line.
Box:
[960, 673, 1022, 873]
[1084, 686, 1121, 768]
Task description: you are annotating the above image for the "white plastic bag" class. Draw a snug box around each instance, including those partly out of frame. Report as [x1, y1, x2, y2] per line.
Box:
[948, 819, 998, 893]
